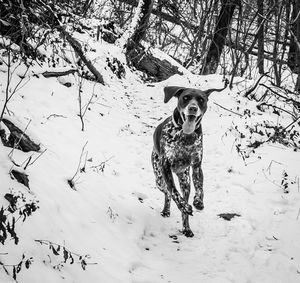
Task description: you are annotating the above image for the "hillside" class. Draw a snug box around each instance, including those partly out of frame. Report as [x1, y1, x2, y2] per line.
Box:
[1, 27, 300, 283]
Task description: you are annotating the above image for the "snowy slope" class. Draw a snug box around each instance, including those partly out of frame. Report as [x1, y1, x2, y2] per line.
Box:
[1, 40, 300, 283]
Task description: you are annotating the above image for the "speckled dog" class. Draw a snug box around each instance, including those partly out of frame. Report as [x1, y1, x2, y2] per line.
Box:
[152, 84, 227, 237]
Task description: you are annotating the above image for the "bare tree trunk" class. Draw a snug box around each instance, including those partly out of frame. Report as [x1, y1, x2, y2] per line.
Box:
[229, 3, 242, 88]
[279, 0, 291, 77]
[185, 0, 215, 68]
[257, 0, 264, 74]
[123, 0, 181, 81]
[125, 0, 154, 59]
[288, 0, 300, 92]
[82, 0, 93, 16]
[127, 0, 154, 50]
[272, 1, 283, 86]
[118, 0, 198, 30]
[201, 0, 240, 75]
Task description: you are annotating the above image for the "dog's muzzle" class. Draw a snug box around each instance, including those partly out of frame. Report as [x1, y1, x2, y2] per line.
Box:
[181, 107, 202, 135]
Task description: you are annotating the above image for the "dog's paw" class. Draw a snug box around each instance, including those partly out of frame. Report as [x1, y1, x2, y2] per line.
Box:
[184, 203, 193, 216]
[176, 198, 193, 215]
[193, 196, 204, 210]
[180, 202, 193, 216]
[182, 228, 194, 238]
[161, 210, 170, 217]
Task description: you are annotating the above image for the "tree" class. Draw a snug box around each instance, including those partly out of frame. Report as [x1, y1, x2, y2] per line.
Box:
[257, 0, 264, 74]
[126, 0, 154, 51]
[287, 0, 300, 92]
[201, 0, 241, 75]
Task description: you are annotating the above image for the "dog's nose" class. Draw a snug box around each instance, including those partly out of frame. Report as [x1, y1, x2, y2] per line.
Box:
[188, 105, 198, 114]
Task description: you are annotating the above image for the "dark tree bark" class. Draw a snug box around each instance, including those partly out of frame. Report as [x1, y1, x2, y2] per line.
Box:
[118, 0, 197, 31]
[1, 119, 40, 152]
[58, 27, 105, 85]
[126, 0, 154, 51]
[123, 0, 182, 81]
[272, 1, 283, 86]
[201, 0, 241, 75]
[0, 0, 38, 57]
[125, 0, 153, 68]
[257, 0, 265, 74]
[288, 0, 300, 92]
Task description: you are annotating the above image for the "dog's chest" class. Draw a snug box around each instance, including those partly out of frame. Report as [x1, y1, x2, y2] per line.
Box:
[161, 122, 202, 172]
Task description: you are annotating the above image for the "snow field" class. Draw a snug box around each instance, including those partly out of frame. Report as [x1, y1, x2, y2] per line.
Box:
[0, 42, 300, 283]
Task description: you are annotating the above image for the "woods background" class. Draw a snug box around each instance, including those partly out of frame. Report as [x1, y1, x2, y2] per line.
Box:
[1, 0, 300, 86]
[1, 1, 300, 282]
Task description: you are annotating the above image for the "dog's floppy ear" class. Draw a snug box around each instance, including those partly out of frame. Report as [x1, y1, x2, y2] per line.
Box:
[203, 78, 229, 97]
[164, 86, 186, 103]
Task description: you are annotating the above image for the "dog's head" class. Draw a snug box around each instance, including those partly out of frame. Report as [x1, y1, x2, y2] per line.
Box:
[164, 83, 227, 134]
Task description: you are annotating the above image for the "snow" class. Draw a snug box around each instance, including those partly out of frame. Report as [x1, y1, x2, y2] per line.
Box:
[1, 37, 300, 283]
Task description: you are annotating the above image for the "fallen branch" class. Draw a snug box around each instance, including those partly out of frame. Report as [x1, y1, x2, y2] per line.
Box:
[213, 102, 243, 117]
[260, 83, 300, 110]
[58, 27, 105, 85]
[2, 119, 40, 153]
[42, 69, 77, 78]
[46, 114, 67, 120]
[244, 72, 269, 98]
[35, 0, 105, 85]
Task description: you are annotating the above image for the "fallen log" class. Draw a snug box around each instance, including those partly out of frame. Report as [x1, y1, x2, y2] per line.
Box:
[42, 68, 77, 78]
[126, 46, 183, 81]
[1, 119, 40, 152]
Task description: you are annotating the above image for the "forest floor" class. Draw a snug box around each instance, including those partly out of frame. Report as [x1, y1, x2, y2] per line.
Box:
[1, 37, 300, 283]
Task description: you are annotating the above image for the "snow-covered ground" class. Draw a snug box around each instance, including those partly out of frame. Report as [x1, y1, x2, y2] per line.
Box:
[1, 39, 300, 283]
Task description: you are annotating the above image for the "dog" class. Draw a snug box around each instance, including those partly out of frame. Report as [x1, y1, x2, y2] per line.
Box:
[151, 83, 227, 237]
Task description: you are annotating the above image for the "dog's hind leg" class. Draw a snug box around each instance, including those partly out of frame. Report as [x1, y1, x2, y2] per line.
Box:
[177, 168, 194, 237]
[151, 150, 171, 217]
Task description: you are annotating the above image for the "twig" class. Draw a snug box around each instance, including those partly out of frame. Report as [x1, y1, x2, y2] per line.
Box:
[213, 102, 243, 117]
[260, 83, 300, 109]
[252, 115, 300, 149]
[23, 156, 32, 170]
[258, 102, 296, 119]
[244, 72, 269, 98]
[91, 156, 114, 173]
[265, 116, 300, 143]
[25, 149, 47, 169]
[266, 160, 283, 174]
[68, 141, 88, 188]
[35, 239, 83, 258]
[8, 119, 32, 163]
[296, 208, 300, 221]
[46, 114, 67, 120]
[0, 261, 10, 276]
[262, 169, 282, 189]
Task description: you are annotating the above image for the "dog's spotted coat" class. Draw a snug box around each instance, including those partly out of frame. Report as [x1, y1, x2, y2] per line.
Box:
[152, 84, 227, 237]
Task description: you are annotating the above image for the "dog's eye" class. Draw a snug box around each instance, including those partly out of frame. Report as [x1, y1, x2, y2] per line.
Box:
[183, 96, 189, 101]
[197, 97, 204, 103]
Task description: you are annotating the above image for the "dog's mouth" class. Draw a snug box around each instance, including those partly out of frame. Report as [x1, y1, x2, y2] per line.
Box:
[181, 113, 201, 134]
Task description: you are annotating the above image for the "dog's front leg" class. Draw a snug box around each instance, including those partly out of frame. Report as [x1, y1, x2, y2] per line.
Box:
[161, 157, 193, 216]
[192, 161, 204, 210]
[177, 170, 194, 237]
